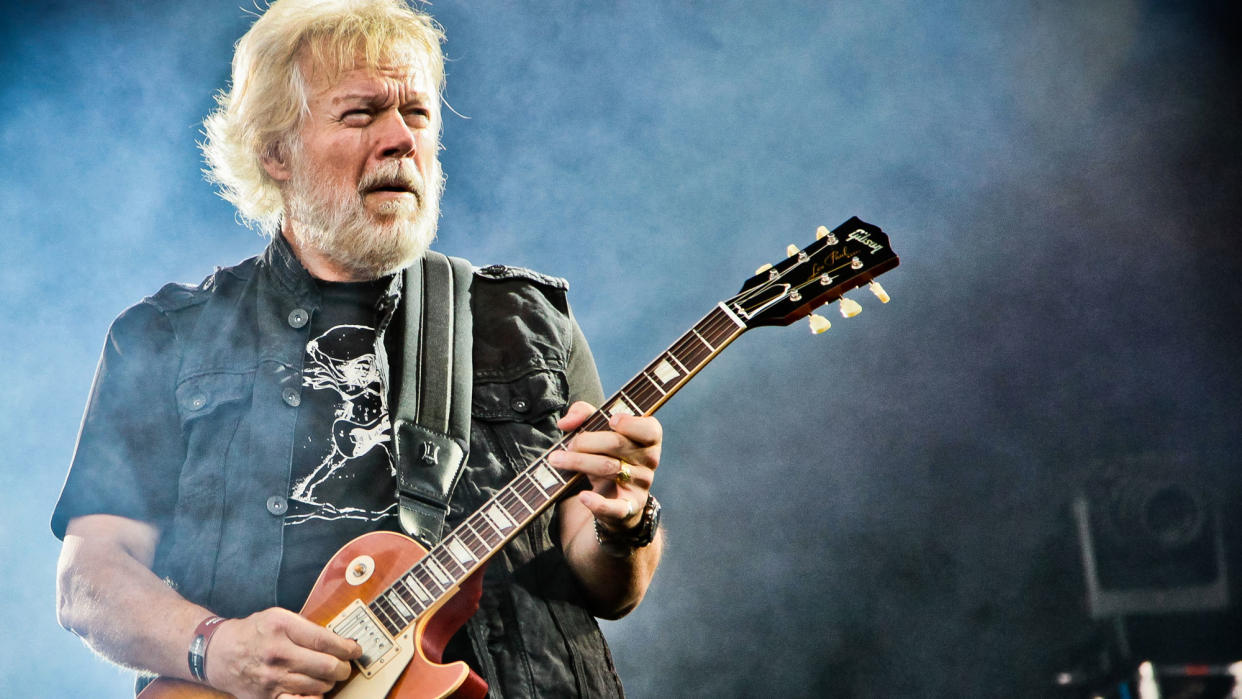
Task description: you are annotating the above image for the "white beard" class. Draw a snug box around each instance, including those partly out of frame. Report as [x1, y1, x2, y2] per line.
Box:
[284, 154, 443, 280]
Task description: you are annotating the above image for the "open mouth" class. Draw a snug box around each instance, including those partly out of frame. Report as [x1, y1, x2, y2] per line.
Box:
[367, 183, 415, 194]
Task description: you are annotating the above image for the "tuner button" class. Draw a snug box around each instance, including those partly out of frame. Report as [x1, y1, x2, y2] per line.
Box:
[869, 281, 890, 303]
[755, 263, 773, 275]
[839, 296, 862, 318]
[786, 244, 799, 257]
[808, 313, 832, 335]
[816, 226, 829, 240]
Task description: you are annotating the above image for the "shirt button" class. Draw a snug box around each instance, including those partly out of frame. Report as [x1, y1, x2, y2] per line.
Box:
[281, 387, 301, 407]
[511, 398, 529, 412]
[287, 308, 309, 329]
[188, 393, 207, 411]
[266, 495, 288, 516]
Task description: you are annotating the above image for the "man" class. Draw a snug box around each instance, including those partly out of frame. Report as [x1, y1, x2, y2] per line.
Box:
[51, 1, 664, 697]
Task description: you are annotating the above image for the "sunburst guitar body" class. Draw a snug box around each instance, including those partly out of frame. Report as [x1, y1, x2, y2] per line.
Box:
[138, 531, 488, 698]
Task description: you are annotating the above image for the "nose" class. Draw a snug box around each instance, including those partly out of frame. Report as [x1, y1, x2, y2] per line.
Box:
[375, 109, 416, 160]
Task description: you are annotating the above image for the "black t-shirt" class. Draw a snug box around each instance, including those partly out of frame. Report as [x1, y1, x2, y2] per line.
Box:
[277, 276, 399, 609]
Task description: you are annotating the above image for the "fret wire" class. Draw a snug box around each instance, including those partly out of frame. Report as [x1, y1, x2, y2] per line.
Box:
[388, 580, 414, 613]
[498, 485, 534, 519]
[513, 474, 546, 508]
[528, 459, 566, 496]
[671, 330, 707, 363]
[615, 389, 640, 414]
[515, 477, 549, 511]
[461, 520, 490, 555]
[622, 384, 656, 413]
[396, 576, 427, 613]
[443, 534, 477, 570]
[661, 350, 689, 375]
[386, 588, 414, 621]
[702, 310, 739, 345]
[372, 594, 398, 624]
[430, 547, 464, 579]
[379, 589, 409, 624]
[413, 565, 443, 598]
[403, 573, 433, 606]
[638, 370, 668, 395]
[697, 315, 728, 347]
[471, 512, 503, 547]
[369, 598, 401, 634]
[429, 546, 464, 581]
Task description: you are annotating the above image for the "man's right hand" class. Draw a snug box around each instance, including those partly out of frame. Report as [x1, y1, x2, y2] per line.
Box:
[207, 608, 362, 699]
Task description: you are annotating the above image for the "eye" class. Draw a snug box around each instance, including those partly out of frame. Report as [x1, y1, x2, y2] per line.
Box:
[403, 109, 431, 128]
[340, 109, 373, 126]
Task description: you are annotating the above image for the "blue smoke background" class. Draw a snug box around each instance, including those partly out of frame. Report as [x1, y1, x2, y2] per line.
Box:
[3, 0, 1240, 696]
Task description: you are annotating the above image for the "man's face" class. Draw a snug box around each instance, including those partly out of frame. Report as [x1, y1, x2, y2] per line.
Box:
[280, 51, 443, 279]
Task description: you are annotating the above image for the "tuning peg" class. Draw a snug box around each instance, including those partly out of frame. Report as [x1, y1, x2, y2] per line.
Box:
[839, 296, 862, 318]
[816, 226, 838, 244]
[755, 263, 773, 275]
[807, 313, 832, 335]
[869, 281, 890, 303]
[786, 244, 800, 257]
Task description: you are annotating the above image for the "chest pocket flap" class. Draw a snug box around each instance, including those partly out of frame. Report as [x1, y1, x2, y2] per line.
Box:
[472, 368, 567, 422]
[175, 372, 254, 422]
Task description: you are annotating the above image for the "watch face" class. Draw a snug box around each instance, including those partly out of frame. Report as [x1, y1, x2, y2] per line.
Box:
[635, 495, 660, 547]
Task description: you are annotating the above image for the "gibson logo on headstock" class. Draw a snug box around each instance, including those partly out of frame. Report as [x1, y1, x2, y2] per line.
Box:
[847, 229, 883, 254]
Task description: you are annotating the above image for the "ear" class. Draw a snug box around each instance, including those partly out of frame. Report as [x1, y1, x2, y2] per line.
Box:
[260, 141, 292, 182]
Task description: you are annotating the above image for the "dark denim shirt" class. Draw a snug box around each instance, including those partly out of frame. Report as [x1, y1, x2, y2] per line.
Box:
[52, 235, 624, 697]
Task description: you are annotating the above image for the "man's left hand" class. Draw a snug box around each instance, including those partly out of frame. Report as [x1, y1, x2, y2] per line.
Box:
[549, 401, 661, 532]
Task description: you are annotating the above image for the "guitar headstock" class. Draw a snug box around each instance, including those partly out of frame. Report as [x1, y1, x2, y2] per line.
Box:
[728, 217, 899, 332]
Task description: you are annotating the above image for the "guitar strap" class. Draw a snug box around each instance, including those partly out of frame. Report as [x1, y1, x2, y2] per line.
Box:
[392, 250, 474, 548]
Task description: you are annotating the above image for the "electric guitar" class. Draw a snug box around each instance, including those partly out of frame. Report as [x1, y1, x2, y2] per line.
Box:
[138, 217, 900, 698]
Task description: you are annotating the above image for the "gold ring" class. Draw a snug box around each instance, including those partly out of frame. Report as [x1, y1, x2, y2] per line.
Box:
[615, 461, 633, 485]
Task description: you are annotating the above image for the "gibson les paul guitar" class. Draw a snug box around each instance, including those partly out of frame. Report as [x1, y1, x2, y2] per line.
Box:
[139, 216, 900, 698]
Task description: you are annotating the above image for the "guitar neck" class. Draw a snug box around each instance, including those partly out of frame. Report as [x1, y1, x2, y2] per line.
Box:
[359, 303, 748, 636]
[351, 215, 898, 639]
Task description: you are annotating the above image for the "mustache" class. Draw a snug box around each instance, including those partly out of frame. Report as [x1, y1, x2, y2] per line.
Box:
[358, 160, 424, 200]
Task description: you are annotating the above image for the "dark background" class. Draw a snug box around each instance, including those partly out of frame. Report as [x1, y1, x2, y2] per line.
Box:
[2, 1, 1240, 696]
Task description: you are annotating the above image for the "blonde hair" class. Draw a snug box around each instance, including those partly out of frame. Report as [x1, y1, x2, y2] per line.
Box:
[201, 0, 445, 235]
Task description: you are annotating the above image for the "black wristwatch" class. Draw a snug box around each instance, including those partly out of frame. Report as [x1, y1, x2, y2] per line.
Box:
[595, 494, 661, 551]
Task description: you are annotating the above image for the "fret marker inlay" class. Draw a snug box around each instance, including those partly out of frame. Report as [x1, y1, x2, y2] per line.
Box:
[407, 577, 431, 603]
[533, 464, 560, 490]
[653, 359, 679, 384]
[387, 591, 412, 618]
[484, 503, 515, 531]
[447, 538, 473, 565]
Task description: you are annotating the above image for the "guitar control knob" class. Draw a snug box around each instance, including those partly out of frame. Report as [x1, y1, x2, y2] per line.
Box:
[869, 281, 890, 303]
[839, 296, 862, 318]
[808, 313, 832, 335]
[816, 226, 838, 244]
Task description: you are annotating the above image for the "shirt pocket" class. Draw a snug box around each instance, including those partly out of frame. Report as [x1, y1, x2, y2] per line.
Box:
[462, 368, 569, 505]
[472, 368, 567, 424]
[175, 371, 255, 425]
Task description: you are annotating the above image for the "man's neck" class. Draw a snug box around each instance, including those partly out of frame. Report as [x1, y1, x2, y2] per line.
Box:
[279, 224, 361, 282]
